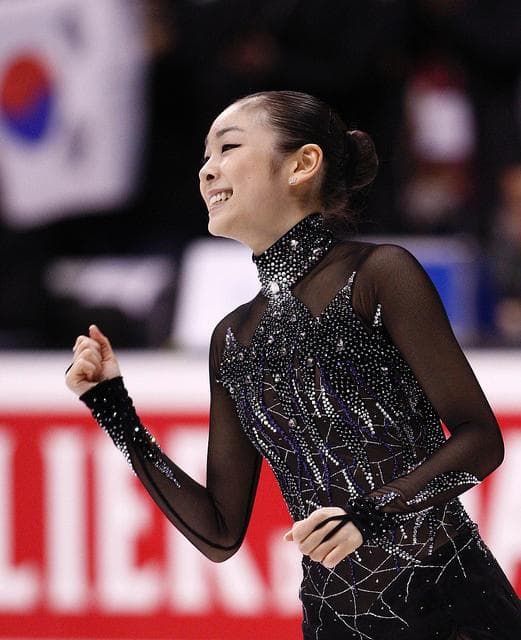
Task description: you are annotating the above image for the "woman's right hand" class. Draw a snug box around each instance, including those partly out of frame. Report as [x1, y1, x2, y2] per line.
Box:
[66, 324, 121, 396]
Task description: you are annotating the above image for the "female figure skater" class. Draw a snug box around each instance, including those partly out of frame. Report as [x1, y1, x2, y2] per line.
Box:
[66, 91, 521, 639]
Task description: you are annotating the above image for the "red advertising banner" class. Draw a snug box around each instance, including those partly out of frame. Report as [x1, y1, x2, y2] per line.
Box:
[0, 410, 520, 639]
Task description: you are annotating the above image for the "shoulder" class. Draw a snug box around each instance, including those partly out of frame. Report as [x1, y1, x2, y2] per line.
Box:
[341, 242, 428, 323]
[333, 239, 421, 284]
[354, 243, 441, 319]
[210, 295, 260, 345]
[333, 239, 415, 270]
[208, 299, 257, 372]
[352, 242, 425, 287]
[357, 242, 418, 269]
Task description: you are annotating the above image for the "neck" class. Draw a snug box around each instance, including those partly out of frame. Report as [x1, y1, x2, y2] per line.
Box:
[252, 213, 336, 298]
[250, 209, 318, 256]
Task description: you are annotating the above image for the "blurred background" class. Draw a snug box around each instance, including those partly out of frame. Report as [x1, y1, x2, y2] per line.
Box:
[0, 0, 520, 349]
[0, 0, 519, 638]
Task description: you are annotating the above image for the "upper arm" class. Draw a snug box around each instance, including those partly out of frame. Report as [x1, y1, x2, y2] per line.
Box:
[356, 245, 498, 439]
[206, 316, 262, 530]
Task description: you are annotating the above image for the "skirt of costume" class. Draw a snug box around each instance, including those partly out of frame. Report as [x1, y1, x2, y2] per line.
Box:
[302, 531, 521, 640]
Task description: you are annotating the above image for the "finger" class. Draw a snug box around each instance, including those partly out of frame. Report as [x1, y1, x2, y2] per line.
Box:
[309, 544, 336, 563]
[307, 520, 363, 559]
[283, 530, 293, 541]
[293, 507, 346, 546]
[314, 532, 360, 567]
[321, 533, 361, 568]
[83, 361, 98, 382]
[299, 519, 343, 555]
[322, 525, 363, 567]
[89, 324, 114, 361]
[291, 519, 313, 544]
[74, 334, 101, 350]
[72, 358, 98, 382]
[73, 335, 86, 351]
[292, 508, 344, 544]
[316, 518, 350, 544]
[321, 546, 347, 569]
[76, 347, 102, 367]
[309, 537, 338, 563]
[74, 339, 102, 358]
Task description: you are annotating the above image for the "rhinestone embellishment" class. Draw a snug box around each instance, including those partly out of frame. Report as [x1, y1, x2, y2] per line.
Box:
[253, 213, 335, 299]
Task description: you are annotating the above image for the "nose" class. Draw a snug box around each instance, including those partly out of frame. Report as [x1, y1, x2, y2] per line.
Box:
[199, 157, 217, 183]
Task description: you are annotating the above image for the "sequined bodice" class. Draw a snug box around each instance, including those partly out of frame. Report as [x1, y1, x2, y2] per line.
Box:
[218, 215, 476, 532]
[219, 274, 444, 522]
[215, 213, 484, 637]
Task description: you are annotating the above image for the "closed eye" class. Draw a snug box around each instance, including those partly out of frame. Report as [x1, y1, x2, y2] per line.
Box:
[201, 144, 240, 167]
[222, 143, 240, 153]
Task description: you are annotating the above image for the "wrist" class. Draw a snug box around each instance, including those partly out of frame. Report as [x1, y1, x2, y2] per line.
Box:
[348, 495, 396, 543]
[79, 376, 124, 404]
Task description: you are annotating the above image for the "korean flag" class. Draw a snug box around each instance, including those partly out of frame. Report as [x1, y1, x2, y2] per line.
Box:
[0, 0, 147, 228]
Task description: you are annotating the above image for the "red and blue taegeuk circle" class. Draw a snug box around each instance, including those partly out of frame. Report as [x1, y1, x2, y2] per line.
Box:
[0, 53, 55, 143]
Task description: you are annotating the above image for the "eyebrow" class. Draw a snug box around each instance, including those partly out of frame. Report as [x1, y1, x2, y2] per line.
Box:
[204, 126, 245, 148]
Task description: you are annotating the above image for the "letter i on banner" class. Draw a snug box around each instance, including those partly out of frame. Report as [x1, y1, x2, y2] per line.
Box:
[42, 429, 88, 611]
[0, 431, 39, 610]
[94, 437, 162, 613]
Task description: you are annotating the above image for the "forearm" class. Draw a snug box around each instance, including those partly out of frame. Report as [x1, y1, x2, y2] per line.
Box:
[81, 377, 261, 561]
[369, 419, 503, 515]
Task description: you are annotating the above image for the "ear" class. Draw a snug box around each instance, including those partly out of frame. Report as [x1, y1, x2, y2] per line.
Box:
[288, 144, 323, 186]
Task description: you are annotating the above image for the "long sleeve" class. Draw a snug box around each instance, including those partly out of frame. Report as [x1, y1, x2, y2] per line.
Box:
[352, 244, 504, 516]
[80, 321, 262, 562]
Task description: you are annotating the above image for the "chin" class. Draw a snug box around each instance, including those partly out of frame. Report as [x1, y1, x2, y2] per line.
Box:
[207, 206, 252, 245]
[207, 212, 233, 239]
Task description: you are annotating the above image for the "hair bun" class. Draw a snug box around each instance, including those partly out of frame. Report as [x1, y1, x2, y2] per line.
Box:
[344, 130, 379, 191]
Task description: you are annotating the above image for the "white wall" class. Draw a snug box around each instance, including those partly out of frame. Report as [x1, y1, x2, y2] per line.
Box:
[0, 349, 518, 412]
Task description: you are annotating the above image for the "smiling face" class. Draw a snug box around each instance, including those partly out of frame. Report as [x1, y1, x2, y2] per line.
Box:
[199, 101, 310, 254]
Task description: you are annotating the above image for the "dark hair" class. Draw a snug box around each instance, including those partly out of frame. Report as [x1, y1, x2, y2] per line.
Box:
[234, 90, 378, 232]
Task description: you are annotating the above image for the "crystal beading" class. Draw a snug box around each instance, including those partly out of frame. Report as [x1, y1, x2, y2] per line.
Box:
[252, 213, 335, 298]
[217, 211, 485, 638]
[81, 377, 179, 487]
[80, 212, 492, 640]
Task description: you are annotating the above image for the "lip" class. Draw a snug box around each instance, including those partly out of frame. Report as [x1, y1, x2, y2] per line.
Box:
[208, 199, 229, 217]
[206, 187, 233, 210]
[206, 187, 233, 198]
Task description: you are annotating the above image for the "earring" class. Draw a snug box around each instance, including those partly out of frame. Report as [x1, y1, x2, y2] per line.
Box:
[288, 177, 297, 185]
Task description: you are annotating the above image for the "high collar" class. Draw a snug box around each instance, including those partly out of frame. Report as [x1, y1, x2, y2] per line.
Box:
[252, 213, 336, 298]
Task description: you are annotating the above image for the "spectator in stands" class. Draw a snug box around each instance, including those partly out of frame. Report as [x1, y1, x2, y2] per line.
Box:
[400, 59, 476, 234]
[491, 164, 521, 343]
[413, 0, 521, 237]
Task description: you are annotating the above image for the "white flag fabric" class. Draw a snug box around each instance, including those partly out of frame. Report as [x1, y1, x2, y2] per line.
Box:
[0, 0, 147, 228]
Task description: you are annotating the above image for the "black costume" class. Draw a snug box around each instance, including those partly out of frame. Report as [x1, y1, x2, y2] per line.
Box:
[81, 214, 521, 639]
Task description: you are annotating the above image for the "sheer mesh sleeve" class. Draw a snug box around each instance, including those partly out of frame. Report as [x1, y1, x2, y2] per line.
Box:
[352, 244, 504, 515]
[80, 319, 262, 562]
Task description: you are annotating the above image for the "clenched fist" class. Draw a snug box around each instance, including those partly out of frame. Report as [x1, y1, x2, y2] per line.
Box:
[283, 506, 363, 569]
[65, 325, 121, 396]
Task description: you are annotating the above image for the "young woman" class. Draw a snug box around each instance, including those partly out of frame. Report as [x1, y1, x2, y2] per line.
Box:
[66, 91, 521, 639]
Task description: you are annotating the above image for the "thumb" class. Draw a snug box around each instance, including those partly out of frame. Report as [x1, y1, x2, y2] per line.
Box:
[283, 529, 294, 542]
[89, 324, 114, 360]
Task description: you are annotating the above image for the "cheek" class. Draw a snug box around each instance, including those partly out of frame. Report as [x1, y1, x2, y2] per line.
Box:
[244, 164, 274, 191]
[237, 152, 271, 181]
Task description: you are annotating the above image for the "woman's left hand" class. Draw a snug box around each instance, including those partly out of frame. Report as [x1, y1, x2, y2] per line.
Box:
[283, 507, 363, 569]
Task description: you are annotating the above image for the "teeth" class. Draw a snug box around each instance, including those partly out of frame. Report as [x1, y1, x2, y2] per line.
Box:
[209, 191, 232, 205]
